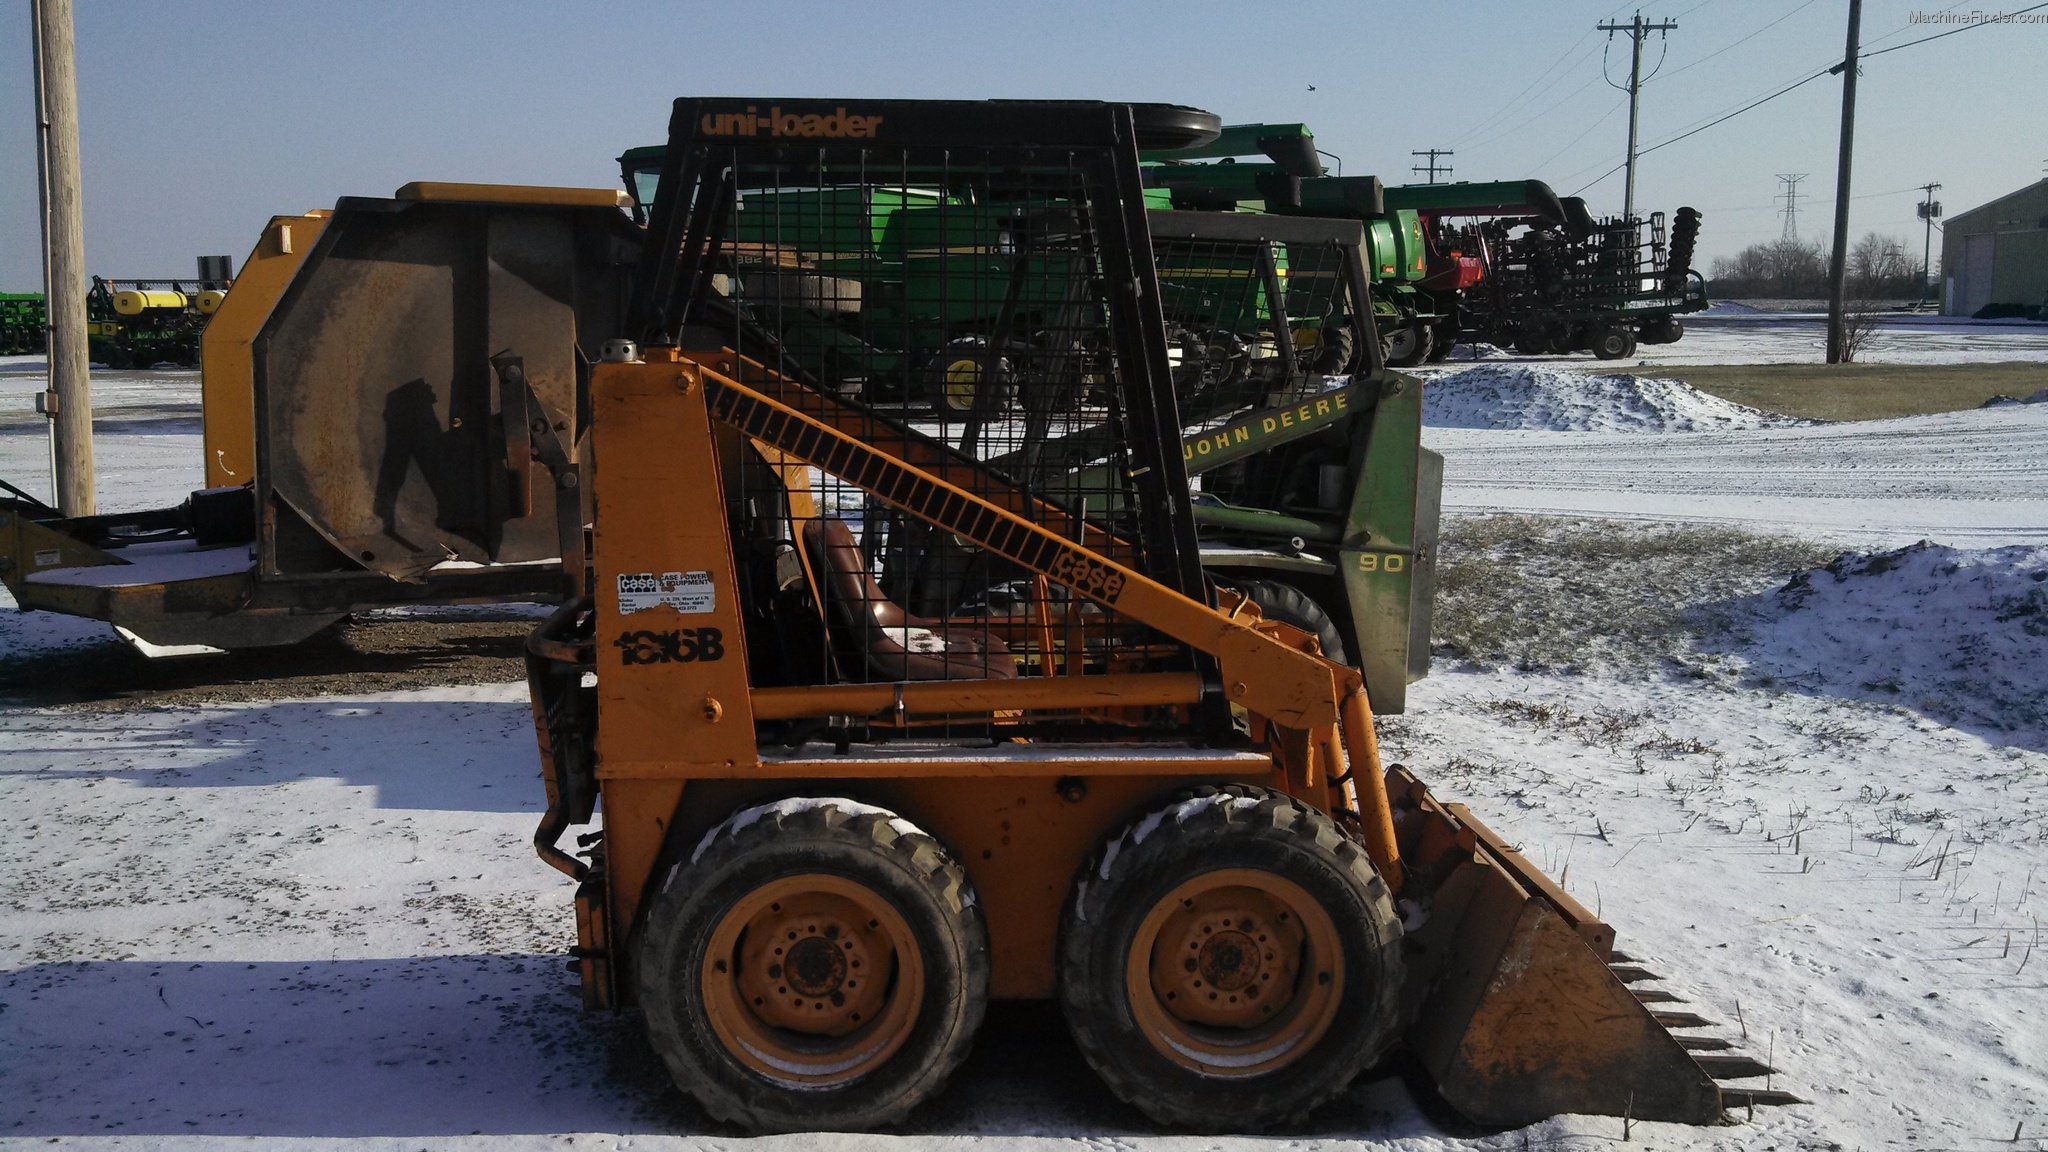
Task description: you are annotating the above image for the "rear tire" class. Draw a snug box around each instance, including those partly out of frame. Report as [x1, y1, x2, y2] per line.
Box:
[1305, 323, 1355, 375]
[637, 798, 989, 1132]
[928, 338, 1012, 416]
[1238, 579, 1348, 665]
[1383, 322, 1433, 368]
[1590, 324, 1638, 360]
[1510, 320, 1546, 355]
[1058, 786, 1403, 1131]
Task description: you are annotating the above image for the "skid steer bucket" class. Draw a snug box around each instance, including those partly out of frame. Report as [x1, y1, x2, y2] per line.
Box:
[1388, 765, 1800, 1123]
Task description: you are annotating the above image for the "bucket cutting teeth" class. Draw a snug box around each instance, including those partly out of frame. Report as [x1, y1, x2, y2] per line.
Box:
[1387, 765, 1806, 1124]
[1692, 1054, 1777, 1080]
[1723, 1087, 1808, 1107]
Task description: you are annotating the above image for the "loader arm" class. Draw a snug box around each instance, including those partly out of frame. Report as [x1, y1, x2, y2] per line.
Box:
[699, 361, 1336, 725]
[692, 358, 1406, 883]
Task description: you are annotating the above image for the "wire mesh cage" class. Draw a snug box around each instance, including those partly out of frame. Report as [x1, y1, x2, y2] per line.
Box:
[630, 102, 1224, 742]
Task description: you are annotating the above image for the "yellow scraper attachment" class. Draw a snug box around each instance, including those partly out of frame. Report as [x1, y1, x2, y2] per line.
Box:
[1388, 766, 1801, 1125]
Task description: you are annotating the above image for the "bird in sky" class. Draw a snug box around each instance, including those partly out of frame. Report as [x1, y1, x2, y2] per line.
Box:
[1307, 84, 1317, 91]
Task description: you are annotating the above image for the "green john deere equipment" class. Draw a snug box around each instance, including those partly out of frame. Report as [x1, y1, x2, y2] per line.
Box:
[1137, 123, 1444, 367]
[1, 293, 47, 356]
[1381, 180, 1707, 359]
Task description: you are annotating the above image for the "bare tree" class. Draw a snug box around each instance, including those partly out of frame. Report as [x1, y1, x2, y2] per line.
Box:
[1837, 298, 1885, 362]
[1833, 232, 1918, 361]
[1848, 232, 1915, 296]
[1707, 238, 1828, 297]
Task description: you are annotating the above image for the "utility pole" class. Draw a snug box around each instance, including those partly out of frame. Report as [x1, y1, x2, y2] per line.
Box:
[1410, 148, 1454, 184]
[1915, 182, 1942, 308]
[1599, 10, 1678, 221]
[1777, 173, 1808, 240]
[30, 0, 94, 515]
[1825, 0, 1862, 364]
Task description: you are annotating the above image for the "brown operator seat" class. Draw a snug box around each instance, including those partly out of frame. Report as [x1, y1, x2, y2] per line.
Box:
[802, 517, 1018, 682]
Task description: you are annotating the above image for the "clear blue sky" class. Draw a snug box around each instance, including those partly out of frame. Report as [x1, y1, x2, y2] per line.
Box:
[2, 0, 2042, 288]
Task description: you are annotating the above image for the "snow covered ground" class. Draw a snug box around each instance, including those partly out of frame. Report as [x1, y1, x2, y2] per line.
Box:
[1506, 311, 2048, 368]
[4, 621, 2042, 1149]
[0, 356, 201, 512]
[1423, 368, 2048, 549]
[4, 354, 2047, 1148]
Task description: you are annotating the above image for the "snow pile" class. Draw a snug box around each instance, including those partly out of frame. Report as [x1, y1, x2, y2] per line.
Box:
[1729, 541, 2048, 742]
[1696, 299, 1765, 315]
[1442, 341, 1509, 360]
[1423, 364, 1803, 431]
[1979, 387, 2048, 407]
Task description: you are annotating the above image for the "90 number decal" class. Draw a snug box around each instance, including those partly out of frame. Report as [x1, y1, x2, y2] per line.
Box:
[1353, 552, 1408, 574]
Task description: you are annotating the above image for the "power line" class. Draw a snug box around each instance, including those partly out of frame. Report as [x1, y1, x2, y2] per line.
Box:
[1571, 67, 1832, 194]
[1447, 0, 1641, 146]
[1651, 0, 1819, 83]
[1529, 96, 1631, 175]
[1862, 3, 2048, 58]
[1572, 0, 2048, 195]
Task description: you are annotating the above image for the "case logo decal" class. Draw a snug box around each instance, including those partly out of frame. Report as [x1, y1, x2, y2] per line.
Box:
[617, 570, 715, 615]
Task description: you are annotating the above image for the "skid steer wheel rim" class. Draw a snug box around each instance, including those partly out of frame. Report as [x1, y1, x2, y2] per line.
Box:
[1124, 867, 1343, 1078]
[702, 873, 925, 1087]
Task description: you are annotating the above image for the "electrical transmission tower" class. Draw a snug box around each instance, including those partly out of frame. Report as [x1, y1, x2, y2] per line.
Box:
[1599, 10, 1678, 220]
[1411, 149, 1454, 184]
[1777, 173, 1808, 240]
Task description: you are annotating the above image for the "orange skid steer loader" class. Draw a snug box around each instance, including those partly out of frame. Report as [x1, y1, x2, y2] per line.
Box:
[521, 98, 1795, 1132]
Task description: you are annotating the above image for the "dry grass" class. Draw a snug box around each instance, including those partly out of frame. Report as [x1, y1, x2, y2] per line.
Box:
[1432, 515, 1838, 673]
[1660, 361, 2048, 421]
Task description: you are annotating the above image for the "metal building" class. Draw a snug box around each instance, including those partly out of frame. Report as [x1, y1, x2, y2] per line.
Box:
[1941, 178, 2048, 317]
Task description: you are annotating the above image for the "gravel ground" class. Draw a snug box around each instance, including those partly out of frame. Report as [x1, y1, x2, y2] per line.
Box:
[0, 609, 545, 709]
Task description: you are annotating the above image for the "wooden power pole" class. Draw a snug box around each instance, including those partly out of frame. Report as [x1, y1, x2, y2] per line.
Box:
[1599, 10, 1678, 221]
[30, 0, 95, 515]
[1825, 0, 1862, 364]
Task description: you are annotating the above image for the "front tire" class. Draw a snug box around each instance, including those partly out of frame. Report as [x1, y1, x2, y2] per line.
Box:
[1058, 786, 1403, 1131]
[1238, 579, 1349, 666]
[637, 798, 989, 1132]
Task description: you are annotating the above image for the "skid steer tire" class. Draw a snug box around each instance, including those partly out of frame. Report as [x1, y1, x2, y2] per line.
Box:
[1237, 579, 1348, 666]
[637, 798, 989, 1132]
[1058, 785, 1403, 1131]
